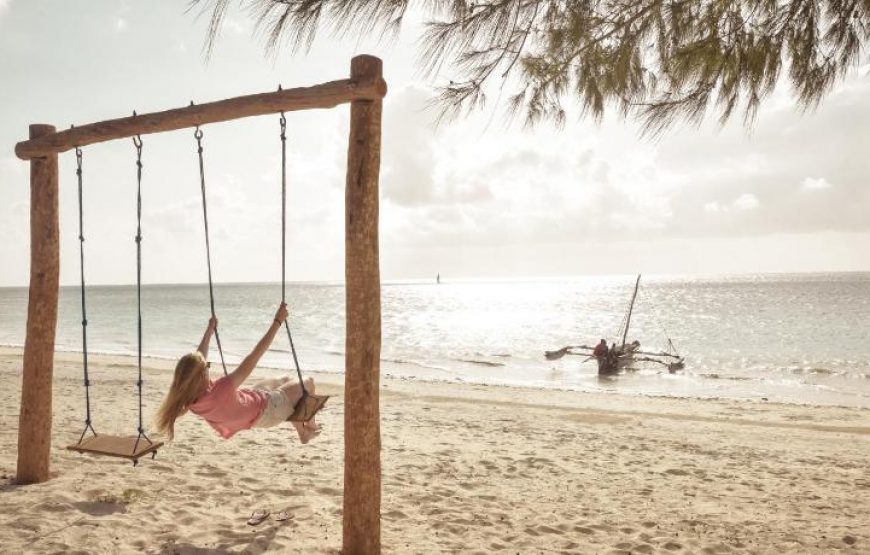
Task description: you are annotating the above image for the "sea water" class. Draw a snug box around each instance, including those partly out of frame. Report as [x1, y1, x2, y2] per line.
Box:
[1, 273, 868, 408]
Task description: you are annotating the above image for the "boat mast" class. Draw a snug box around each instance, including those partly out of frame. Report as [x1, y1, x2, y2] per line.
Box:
[621, 274, 641, 349]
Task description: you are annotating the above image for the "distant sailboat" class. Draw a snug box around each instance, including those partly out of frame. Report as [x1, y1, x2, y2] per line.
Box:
[436, 273, 440, 284]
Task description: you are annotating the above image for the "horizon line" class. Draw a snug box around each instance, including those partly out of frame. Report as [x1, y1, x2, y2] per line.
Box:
[1, 268, 869, 289]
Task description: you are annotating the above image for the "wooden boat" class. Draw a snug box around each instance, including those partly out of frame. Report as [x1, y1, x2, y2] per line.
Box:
[545, 274, 685, 374]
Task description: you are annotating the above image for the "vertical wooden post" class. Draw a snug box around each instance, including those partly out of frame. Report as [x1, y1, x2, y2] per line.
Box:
[17, 124, 60, 485]
[343, 55, 384, 554]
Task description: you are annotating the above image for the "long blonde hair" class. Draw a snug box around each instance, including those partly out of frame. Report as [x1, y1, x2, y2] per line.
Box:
[155, 352, 209, 440]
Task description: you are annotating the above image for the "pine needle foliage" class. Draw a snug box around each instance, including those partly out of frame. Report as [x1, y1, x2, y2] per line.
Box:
[192, 0, 870, 133]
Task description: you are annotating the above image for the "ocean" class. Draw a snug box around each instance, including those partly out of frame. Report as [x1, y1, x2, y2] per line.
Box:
[1, 273, 868, 408]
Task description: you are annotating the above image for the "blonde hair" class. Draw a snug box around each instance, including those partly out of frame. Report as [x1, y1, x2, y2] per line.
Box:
[155, 352, 209, 440]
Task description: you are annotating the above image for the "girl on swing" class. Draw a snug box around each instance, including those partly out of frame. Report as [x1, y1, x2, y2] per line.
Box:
[155, 302, 321, 443]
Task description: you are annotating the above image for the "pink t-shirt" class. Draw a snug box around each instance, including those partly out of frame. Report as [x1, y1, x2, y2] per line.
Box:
[189, 376, 268, 439]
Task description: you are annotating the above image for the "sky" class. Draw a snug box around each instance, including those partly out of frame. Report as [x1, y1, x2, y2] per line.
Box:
[1, 1, 868, 287]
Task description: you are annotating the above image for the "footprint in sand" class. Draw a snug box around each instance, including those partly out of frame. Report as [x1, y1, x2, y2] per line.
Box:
[315, 486, 342, 496]
[591, 523, 615, 532]
[271, 488, 304, 497]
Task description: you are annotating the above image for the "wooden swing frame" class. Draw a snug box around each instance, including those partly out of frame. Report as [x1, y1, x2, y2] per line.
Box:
[14, 54, 385, 555]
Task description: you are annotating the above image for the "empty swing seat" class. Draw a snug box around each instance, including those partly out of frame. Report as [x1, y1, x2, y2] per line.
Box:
[67, 435, 163, 463]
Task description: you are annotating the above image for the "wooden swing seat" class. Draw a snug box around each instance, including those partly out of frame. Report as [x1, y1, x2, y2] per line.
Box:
[287, 394, 330, 423]
[67, 435, 163, 463]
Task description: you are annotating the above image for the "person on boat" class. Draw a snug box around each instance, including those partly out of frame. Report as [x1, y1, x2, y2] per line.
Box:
[600, 342, 620, 375]
[155, 302, 320, 444]
[593, 339, 611, 374]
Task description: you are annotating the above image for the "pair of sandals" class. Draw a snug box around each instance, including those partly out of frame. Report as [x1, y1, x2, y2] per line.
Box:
[247, 510, 291, 526]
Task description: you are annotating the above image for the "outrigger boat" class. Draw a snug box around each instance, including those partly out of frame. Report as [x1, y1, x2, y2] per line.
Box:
[545, 275, 685, 374]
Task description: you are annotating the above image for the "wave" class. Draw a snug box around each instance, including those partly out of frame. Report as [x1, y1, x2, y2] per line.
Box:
[474, 351, 512, 358]
[382, 357, 412, 365]
[693, 372, 756, 382]
[785, 366, 836, 375]
[380, 357, 454, 374]
[780, 366, 870, 379]
[456, 358, 506, 368]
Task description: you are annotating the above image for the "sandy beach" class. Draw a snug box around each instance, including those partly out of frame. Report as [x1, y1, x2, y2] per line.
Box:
[1, 346, 868, 554]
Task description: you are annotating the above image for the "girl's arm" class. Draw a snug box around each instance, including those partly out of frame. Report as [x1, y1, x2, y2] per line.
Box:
[229, 303, 288, 388]
[197, 317, 218, 358]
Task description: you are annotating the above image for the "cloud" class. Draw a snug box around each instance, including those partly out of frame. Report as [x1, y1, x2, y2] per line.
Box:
[656, 72, 870, 239]
[802, 177, 832, 190]
[380, 86, 438, 206]
[381, 73, 870, 252]
[734, 193, 760, 210]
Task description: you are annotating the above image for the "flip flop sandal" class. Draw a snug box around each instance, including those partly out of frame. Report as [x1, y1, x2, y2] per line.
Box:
[274, 511, 292, 522]
[247, 510, 270, 526]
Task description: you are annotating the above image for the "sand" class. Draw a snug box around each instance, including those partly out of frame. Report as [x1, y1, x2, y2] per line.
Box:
[1, 346, 868, 554]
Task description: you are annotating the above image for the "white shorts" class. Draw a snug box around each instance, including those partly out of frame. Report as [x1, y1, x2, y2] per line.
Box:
[253, 389, 294, 428]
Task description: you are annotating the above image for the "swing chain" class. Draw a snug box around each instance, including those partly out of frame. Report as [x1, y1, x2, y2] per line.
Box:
[280, 113, 287, 303]
[75, 146, 96, 444]
[277, 113, 308, 396]
[132, 135, 150, 444]
[76, 147, 88, 375]
[194, 125, 229, 376]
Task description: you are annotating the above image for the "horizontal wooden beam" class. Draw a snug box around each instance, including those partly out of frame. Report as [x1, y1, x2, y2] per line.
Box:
[15, 75, 387, 160]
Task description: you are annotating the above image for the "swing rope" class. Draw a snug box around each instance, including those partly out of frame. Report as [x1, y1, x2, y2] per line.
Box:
[66, 133, 163, 463]
[132, 135, 155, 455]
[75, 147, 97, 445]
[279, 112, 308, 396]
[194, 127, 228, 376]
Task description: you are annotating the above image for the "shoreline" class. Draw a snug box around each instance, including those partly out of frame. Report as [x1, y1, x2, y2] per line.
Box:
[2, 344, 867, 413]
